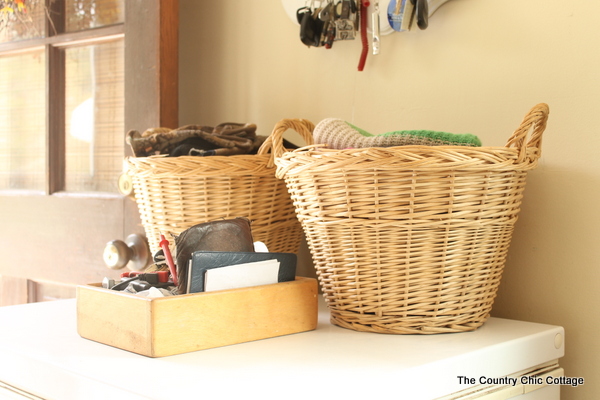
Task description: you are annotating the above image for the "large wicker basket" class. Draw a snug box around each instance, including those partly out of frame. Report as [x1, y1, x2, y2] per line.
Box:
[265, 104, 549, 334]
[126, 128, 314, 255]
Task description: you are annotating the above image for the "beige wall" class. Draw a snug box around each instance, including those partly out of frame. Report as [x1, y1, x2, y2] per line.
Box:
[179, 1, 598, 399]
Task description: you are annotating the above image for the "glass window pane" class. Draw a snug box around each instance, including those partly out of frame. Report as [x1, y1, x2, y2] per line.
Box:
[65, 39, 123, 193]
[65, 0, 124, 32]
[0, 51, 46, 191]
[0, 0, 46, 43]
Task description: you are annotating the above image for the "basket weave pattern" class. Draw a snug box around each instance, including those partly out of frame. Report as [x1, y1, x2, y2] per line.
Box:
[127, 147, 306, 255]
[271, 105, 549, 334]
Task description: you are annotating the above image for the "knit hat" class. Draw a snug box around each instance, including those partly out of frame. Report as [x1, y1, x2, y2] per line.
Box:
[313, 118, 482, 149]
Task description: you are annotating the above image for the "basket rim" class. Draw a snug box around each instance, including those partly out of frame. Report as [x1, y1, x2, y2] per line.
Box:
[280, 142, 539, 157]
[270, 104, 549, 177]
[126, 152, 272, 162]
[126, 152, 277, 176]
[274, 144, 542, 176]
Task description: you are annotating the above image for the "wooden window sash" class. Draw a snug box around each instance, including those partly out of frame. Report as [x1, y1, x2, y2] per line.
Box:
[0, 0, 177, 195]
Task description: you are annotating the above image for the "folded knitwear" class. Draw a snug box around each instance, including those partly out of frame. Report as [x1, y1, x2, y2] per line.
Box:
[126, 122, 264, 157]
[313, 118, 482, 149]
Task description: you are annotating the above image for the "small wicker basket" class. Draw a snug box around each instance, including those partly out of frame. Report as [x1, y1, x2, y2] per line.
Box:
[126, 127, 314, 255]
[265, 104, 549, 334]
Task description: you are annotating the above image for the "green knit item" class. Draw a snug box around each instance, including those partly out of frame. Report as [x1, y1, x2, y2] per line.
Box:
[348, 122, 482, 147]
[313, 118, 482, 149]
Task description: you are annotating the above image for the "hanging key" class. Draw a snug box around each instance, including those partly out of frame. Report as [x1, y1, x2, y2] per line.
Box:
[319, 0, 336, 48]
[334, 0, 357, 41]
[299, 4, 325, 47]
[296, 6, 312, 24]
[372, 0, 380, 54]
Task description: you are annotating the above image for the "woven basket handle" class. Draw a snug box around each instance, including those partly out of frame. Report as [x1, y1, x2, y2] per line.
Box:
[258, 118, 315, 168]
[505, 103, 549, 162]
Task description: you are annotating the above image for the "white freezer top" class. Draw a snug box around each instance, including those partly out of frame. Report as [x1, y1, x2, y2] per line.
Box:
[0, 298, 564, 400]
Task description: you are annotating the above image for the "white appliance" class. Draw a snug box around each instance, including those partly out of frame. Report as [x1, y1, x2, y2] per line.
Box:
[0, 298, 564, 400]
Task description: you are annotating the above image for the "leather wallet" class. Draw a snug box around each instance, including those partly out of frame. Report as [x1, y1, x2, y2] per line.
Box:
[174, 218, 255, 294]
[187, 251, 297, 293]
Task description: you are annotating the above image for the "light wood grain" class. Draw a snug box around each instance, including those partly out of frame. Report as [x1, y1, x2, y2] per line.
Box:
[77, 277, 318, 357]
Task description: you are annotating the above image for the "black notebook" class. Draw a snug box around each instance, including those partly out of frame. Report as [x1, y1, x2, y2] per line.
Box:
[187, 251, 297, 293]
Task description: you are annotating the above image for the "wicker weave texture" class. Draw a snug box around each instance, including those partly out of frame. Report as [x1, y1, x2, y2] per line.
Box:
[126, 150, 307, 255]
[272, 104, 549, 334]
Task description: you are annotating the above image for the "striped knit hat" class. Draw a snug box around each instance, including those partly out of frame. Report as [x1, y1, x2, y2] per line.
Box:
[313, 118, 481, 149]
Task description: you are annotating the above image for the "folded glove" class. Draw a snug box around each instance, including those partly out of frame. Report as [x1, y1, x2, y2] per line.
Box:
[127, 122, 261, 157]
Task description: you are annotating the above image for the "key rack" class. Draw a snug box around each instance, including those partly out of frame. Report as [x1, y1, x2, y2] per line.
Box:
[282, 0, 453, 69]
[282, 0, 452, 35]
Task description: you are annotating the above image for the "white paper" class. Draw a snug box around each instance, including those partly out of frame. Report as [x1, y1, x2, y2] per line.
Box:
[253, 241, 269, 252]
[204, 259, 280, 292]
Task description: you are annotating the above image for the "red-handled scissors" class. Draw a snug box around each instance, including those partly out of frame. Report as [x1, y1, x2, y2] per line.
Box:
[159, 234, 178, 285]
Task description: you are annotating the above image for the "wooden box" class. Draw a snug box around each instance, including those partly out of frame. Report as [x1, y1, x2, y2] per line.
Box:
[77, 277, 318, 357]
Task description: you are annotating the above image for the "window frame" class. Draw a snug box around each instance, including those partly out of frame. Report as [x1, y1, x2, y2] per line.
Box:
[0, 0, 178, 306]
[0, 0, 178, 195]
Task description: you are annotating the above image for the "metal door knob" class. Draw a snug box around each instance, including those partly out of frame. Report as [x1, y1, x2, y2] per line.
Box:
[103, 234, 151, 270]
[118, 173, 135, 197]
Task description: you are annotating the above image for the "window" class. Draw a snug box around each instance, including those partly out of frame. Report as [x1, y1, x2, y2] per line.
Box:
[0, 0, 177, 307]
[0, 0, 125, 193]
[0, 50, 45, 191]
